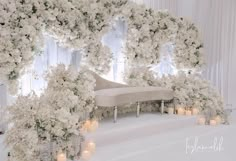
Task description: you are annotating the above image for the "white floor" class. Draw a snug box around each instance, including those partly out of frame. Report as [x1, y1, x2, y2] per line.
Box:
[87, 112, 236, 161]
[1, 112, 236, 161]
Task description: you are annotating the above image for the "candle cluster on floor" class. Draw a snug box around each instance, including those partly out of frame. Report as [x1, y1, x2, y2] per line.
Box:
[81, 140, 96, 160]
[172, 105, 222, 126]
[197, 115, 222, 126]
[174, 105, 199, 116]
[81, 119, 98, 160]
[56, 119, 99, 161]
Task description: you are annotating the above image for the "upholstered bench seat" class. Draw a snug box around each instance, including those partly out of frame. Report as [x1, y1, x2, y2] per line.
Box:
[95, 87, 174, 107]
[89, 70, 174, 122]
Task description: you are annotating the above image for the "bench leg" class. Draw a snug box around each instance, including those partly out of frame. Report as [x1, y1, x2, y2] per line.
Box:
[161, 100, 164, 114]
[137, 102, 140, 117]
[114, 106, 117, 123]
[173, 98, 177, 114]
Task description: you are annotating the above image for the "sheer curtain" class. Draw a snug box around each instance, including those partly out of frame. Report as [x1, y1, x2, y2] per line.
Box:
[19, 36, 81, 96]
[102, 19, 127, 83]
[0, 36, 83, 130]
[138, 0, 236, 108]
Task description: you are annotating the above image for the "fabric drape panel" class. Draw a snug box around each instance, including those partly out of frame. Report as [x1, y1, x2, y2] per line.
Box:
[139, 0, 236, 107]
[102, 19, 127, 83]
[18, 36, 81, 96]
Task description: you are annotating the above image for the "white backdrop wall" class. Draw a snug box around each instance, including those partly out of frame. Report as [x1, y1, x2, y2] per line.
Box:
[133, 0, 236, 108]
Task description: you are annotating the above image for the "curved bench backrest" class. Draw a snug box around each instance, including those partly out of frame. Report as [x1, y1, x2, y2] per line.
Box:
[89, 71, 129, 91]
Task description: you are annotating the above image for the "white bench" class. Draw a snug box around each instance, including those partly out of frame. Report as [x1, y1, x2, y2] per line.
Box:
[91, 72, 174, 122]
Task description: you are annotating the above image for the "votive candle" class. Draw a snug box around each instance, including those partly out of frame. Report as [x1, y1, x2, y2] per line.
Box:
[192, 108, 199, 115]
[81, 150, 91, 161]
[185, 110, 192, 116]
[177, 108, 185, 115]
[87, 141, 96, 153]
[210, 119, 217, 126]
[215, 115, 222, 124]
[197, 117, 206, 125]
[57, 153, 66, 161]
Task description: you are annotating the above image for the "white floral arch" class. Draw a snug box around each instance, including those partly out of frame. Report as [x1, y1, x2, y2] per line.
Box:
[0, 0, 204, 94]
[0, 0, 223, 161]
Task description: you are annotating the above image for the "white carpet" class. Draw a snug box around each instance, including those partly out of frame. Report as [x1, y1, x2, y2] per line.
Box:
[1, 112, 235, 161]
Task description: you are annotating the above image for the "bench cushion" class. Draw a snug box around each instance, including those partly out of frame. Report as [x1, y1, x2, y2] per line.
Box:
[95, 87, 174, 107]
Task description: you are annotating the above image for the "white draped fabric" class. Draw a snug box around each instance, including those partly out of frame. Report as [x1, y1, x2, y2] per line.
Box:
[0, 0, 235, 109]
[19, 36, 80, 96]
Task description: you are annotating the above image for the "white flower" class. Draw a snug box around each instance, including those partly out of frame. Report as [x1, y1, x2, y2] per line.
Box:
[6, 65, 95, 161]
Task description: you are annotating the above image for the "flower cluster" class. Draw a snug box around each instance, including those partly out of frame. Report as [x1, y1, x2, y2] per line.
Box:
[6, 65, 96, 161]
[124, 66, 157, 87]
[84, 42, 112, 74]
[125, 69, 224, 117]
[123, 5, 179, 66]
[174, 18, 205, 70]
[5, 94, 41, 161]
[0, 0, 44, 94]
[160, 73, 224, 115]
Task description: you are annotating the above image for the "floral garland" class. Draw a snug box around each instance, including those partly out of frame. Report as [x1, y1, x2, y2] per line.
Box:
[6, 65, 96, 161]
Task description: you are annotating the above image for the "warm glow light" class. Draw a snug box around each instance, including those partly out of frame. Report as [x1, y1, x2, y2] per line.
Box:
[210, 120, 217, 126]
[197, 117, 206, 125]
[81, 150, 91, 161]
[215, 115, 222, 124]
[84, 120, 91, 130]
[177, 107, 185, 115]
[185, 110, 192, 116]
[86, 141, 96, 153]
[192, 108, 199, 115]
[87, 120, 99, 132]
[91, 120, 99, 130]
[57, 153, 66, 161]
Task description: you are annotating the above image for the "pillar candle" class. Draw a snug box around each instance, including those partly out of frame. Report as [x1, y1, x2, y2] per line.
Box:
[81, 150, 91, 161]
[192, 108, 199, 115]
[89, 120, 99, 132]
[83, 120, 91, 131]
[86, 141, 96, 153]
[177, 108, 185, 115]
[185, 110, 192, 116]
[197, 117, 206, 125]
[168, 108, 174, 115]
[215, 115, 222, 124]
[210, 120, 217, 126]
